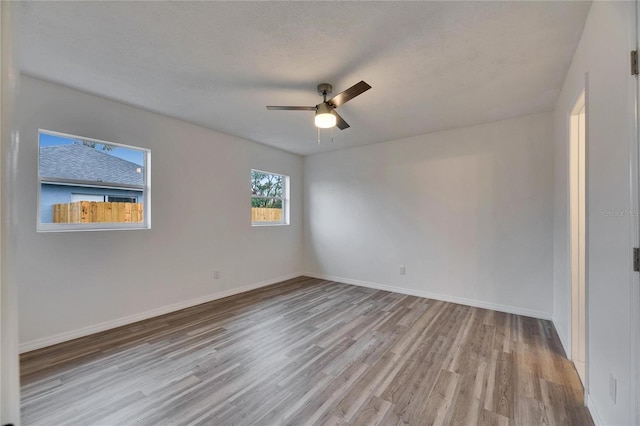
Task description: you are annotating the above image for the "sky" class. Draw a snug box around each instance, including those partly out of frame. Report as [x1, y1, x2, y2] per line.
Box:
[39, 133, 145, 166]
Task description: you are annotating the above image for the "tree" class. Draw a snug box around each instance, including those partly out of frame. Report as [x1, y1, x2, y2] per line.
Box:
[73, 139, 114, 152]
[251, 171, 283, 208]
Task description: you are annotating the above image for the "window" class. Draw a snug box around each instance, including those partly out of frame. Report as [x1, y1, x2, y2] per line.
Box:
[108, 196, 138, 203]
[71, 194, 105, 203]
[251, 169, 289, 226]
[38, 129, 150, 232]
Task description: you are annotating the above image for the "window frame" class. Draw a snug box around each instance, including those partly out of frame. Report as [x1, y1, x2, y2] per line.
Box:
[251, 169, 290, 227]
[37, 129, 151, 232]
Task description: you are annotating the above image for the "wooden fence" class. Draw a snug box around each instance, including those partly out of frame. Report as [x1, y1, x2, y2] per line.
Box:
[52, 201, 144, 223]
[53, 203, 275, 224]
[251, 207, 282, 222]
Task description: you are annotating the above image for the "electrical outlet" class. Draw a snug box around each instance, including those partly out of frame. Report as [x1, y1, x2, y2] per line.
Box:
[214, 270, 220, 280]
[609, 373, 617, 404]
[399, 265, 406, 275]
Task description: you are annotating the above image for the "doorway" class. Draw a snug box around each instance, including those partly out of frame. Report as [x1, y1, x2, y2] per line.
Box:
[570, 90, 586, 386]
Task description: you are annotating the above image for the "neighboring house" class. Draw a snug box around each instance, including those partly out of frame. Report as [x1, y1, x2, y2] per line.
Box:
[39, 143, 144, 223]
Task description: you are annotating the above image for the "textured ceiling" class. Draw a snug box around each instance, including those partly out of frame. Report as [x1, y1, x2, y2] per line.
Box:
[19, 1, 591, 156]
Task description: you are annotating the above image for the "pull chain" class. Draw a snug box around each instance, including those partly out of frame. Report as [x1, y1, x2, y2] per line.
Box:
[316, 124, 336, 144]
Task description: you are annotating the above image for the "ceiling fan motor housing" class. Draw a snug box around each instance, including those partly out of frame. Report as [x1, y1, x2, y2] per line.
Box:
[317, 83, 333, 97]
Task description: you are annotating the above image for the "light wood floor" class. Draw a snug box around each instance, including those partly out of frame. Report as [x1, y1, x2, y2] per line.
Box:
[21, 276, 592, 426]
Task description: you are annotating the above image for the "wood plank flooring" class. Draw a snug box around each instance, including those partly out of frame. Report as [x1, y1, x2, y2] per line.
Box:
[20, 276, 593, 425]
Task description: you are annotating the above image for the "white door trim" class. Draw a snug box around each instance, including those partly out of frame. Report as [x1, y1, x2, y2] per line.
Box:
[583, 73, 591, 407]
[629, 1, 640, 424]
[570, 88, 587, 388]
[0, 1, 21, 424]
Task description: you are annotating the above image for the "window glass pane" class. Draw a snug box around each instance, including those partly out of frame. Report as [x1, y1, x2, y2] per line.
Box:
[39, 133, 144, 185]
[39, 131, 148, 228]
[251, 170, 283, 198]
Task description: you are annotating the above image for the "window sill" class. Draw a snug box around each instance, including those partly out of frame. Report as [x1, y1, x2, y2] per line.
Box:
[251, 222, 289, 227]
[37, 223, 151, 233]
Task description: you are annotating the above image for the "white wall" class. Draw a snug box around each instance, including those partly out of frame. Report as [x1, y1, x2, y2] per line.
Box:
[553, 2, 635, 425]
[304, 112, 554, 318]
[16, 76, 303, 350]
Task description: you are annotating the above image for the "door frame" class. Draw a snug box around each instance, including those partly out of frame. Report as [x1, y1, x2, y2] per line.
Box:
[0, 1, 20, 424]
[569, 87, 587, 391]
[629, 1, 640, 424]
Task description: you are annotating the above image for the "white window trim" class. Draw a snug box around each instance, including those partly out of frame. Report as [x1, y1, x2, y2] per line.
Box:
[251, 169, 290, 227]
[37, 129, 151, 232]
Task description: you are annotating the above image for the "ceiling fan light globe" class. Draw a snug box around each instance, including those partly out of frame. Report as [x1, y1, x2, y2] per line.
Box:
[315, 112, 336, 128]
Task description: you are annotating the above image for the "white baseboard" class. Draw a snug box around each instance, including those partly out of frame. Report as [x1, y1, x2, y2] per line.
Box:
[587, 393, 604, 426]
[21, 272, 554, 353]
[304, 272, 553, 321]
[553, 316, 571, 358]
[19, 272, 302, 353]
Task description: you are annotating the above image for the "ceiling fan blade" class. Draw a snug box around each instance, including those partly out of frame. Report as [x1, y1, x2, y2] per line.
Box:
[333, 110, 350, 130]
[327, 81, 372, 107]
[266, 106, 316, 111]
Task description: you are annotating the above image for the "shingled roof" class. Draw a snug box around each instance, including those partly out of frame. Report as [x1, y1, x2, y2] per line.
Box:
[39, 144, 144, 186]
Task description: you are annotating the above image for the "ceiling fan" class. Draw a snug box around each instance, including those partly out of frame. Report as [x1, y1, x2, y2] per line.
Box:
[266, 81, 372, 130]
